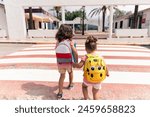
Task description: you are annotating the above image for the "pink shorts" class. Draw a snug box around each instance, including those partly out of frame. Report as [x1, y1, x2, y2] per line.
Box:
[83, 81, 101, 90]
[57, 64, 72, 74]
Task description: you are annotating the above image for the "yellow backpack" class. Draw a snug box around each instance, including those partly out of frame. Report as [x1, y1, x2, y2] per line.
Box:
[83, 54, 106, 83]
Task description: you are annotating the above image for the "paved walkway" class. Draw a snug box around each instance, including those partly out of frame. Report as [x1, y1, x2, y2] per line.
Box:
[0, 43, 150, 100]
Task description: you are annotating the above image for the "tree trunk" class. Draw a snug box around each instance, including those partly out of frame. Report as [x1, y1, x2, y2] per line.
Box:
[102, 10, 106, 32]
[133, 5, 139, 29]
[29, 7, 34, 29]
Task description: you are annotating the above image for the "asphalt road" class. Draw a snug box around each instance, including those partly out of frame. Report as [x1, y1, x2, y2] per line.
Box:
[0, 43, 33, 57]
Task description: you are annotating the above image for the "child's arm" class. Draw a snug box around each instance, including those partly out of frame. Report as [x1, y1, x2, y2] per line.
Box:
[106, 66, 109, 77]
[73, 60, 84, 68]
[55, 40, 59, 49]
[70, 41, 78, 63]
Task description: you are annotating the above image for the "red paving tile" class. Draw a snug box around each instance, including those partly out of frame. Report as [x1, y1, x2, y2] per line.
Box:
[0, 63, 150, 72]
[0, 80, 150, 100]
[2, 54, 150, 60]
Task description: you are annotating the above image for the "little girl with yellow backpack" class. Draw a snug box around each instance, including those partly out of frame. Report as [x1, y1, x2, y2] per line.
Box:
[72, 36, 109, 100]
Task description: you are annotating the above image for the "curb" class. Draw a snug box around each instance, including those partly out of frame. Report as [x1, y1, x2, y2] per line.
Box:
[0, 41, 55, 44]
[0, 39, 150, 46]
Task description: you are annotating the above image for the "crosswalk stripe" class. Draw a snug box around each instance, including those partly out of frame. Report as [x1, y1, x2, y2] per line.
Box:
[32, 44, 148, 49]
[8, 50, 150, 57]
[0, 69, 150, 85]
[0, 44, 150, 67]
[2, 54, 150, 60]
[0, 43, 149, 85]
[24, 46, 150, 51]
[0, 57, 150, 66]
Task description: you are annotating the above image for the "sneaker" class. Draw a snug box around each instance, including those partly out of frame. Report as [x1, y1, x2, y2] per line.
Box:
[57, 93, 63, 100]
[67, 84, 74, 90]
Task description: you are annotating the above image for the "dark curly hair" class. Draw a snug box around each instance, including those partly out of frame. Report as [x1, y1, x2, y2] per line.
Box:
[85, 36, 97, 51]
[55, 24, 73, 42]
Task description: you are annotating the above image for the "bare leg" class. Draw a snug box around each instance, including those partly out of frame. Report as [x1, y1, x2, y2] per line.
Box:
[69, 71, 73, 86]
[58, 73, 65, 94]
[82, 83, 90, 100]
[92, 87, 100, 100]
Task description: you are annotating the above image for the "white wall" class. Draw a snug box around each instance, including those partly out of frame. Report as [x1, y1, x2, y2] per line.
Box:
[34, 20, 39, 29]
[28, 29, 57, 38]
[5, 1, 27, 40]
[114, 18, 129, 29]
[0, 6, 7, 30]
[142, 9, 150, 36]
[0, 5, 8, 38]
[142, 9, 150, 29]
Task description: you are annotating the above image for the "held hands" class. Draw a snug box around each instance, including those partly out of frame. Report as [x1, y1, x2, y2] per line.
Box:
[106, 73, 110, 77]
[106, 68, 109, 77]
[72, 63, 77, 68]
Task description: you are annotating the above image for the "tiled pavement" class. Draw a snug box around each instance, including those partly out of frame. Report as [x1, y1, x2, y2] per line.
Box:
[0, 42, 150, 100]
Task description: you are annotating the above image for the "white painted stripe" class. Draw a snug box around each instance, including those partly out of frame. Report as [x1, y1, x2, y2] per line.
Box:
[8, 50, 150, 57]
[103, 71, 150, 85]
[32, 44, 56, 47]
[0, 58, 56, 63]
[77, 45, 147, 49]
[49, 51, 150, 57]
[9, 51, 51, 55]
[0, 57, 150, 66]
[23, 47, 55, 50]
[105, 59, 150, 66]
[0, 69, 150, 85]
[77, 47, 150, 51]
[24, 46, 150, 52]
[32, 44, 147, 49]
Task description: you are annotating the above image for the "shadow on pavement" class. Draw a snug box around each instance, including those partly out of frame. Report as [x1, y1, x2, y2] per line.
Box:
[22, 82, 58, 100]
[141, 45, 150, 49]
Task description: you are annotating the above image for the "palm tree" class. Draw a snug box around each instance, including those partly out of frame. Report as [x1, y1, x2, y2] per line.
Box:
[133, 5, 139, 29]
[101, 6, 107, 32]
[54, 6, 61, 28]
[54, 6, 61, 19]
[89, 6, 107, 32]
[113, 8, 127, 19]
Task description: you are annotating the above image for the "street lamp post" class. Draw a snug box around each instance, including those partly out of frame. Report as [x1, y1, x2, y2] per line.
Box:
[82, 6, 85, 35]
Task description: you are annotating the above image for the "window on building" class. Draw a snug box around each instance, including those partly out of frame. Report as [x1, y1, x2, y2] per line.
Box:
[120, 21, 123, 29]
[138, 16, 142, 29]
[128, 18, 131, 27]
[39, 22, 42, 28]
[115, 22, 118, 29]
[44, 23, 47, 29]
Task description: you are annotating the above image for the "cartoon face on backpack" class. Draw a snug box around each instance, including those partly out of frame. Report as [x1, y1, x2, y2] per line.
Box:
[84, 54, 106, 83]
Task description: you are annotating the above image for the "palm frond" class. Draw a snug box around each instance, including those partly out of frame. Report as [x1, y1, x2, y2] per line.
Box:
[88, 8, 98, 15]
[95, 8, 101, 16]
[101, 6, 107, 11]
[88, 7, 101, 17]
